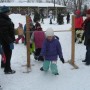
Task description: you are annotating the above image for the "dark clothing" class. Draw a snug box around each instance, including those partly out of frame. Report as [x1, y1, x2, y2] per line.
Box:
[2, 44, 12, 71]
[34, 48, 44, 61]
[0, 13, 15, 44]
[85, 45, 90, 65]
[34, 48, 41, 56]
[0, 13, 15, 72]
[82, 17, 90, 65]
[66, 13, 70, 24]
[83, 18, 90, 45]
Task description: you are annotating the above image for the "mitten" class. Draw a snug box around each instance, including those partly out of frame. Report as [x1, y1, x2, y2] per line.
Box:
[60, 58, 65, 63]
[10, 43, 14, 50]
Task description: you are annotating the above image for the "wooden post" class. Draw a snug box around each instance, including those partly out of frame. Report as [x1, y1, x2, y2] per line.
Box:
[68, 15, 79, 69]
[26, 15, 31, 68]
[71, 15, 75, 65]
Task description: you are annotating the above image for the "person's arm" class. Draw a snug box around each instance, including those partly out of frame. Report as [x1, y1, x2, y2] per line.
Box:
[40, 40, 46, 56]
[57, 40, 63, 59]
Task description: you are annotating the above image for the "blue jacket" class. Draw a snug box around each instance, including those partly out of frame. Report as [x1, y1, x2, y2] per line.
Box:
[40, 37, 63, 61]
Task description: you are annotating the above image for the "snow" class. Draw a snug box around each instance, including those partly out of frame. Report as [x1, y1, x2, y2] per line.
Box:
[0, 13, 89, 90]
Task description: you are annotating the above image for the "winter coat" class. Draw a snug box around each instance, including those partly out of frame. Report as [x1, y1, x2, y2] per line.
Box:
[75, 16, 83, 29]
[83, 17, 90, 45]
[31, 31, 45, 49]
[17, 27, 24, 35]
[24, 23, 35, 37]
[40, 37, 63, 61]
[0, 13, 15, 45]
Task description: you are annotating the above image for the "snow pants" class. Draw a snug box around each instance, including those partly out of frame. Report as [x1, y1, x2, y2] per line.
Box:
[2, 44, 12, 72]
[42, 60, 58, 74]
[15, 35, 25, 43]
[30, 42, 35, 54]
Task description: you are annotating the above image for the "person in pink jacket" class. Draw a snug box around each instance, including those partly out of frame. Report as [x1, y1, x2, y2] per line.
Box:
[31, 22, 45, 61]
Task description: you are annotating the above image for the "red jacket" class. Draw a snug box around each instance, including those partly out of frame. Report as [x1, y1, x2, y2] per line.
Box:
[75, 16, 83, 29]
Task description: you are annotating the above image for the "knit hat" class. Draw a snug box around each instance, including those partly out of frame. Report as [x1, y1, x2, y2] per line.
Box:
[19, 23, 23, 27]
[46, 28, 54, 37]
[0, 6, 10, 13]
[86, 9, 90, 14]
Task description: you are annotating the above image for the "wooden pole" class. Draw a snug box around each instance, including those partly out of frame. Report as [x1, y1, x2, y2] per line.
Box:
[26, 15, 31, 68]
[68, 15, 79, 69]
[71, 15, 75, 65]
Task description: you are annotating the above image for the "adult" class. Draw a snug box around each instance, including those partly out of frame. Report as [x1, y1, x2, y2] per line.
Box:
[75, 10, 83, 43]
[66, 12, 70, 24]
[82, 9, 90, 65]
[0, 6, 16, 74]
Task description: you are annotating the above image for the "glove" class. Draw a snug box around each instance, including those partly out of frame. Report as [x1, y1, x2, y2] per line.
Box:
[1, 53, 6, 63]
[10, 43, 14, 50]
[60, 58, 65, 63]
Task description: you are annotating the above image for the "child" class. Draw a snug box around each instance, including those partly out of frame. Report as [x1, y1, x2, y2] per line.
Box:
[39, 28, 65, 75]
[15, 23, 25, 44]
[0, 44, 6, 68]
[31, 22, 45, 61]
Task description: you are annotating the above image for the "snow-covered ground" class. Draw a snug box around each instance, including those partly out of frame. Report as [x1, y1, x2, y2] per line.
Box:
[0, 14, 89, 90]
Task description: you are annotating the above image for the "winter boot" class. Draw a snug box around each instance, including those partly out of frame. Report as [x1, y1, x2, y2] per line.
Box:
[40, 67, 44, 71]
[54, 73, 59, 75]
[4, 69, 16, 74]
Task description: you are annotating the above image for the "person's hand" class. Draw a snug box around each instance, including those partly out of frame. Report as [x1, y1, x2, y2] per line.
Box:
[60, 58, 65, 63]
[9, 43, 14, 50]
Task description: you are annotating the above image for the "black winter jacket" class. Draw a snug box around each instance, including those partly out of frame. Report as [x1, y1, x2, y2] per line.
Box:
[0, 13, 15, 45]
[83, 18, 90, 46]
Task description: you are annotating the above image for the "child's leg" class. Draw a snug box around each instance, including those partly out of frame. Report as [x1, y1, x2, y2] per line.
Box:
[50, 61, 58, 75]
[43, 60, 50, 71]
[15, 35, 21, 43]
